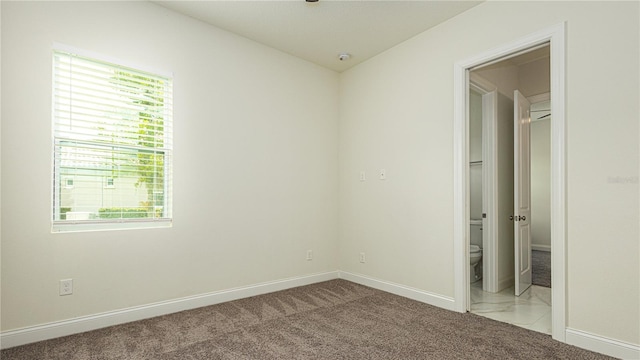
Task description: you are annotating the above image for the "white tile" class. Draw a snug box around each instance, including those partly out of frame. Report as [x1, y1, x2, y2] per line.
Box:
[523, 311, 553, 334]
[531, 285, 552, 306]
[471, 283, 551, 335]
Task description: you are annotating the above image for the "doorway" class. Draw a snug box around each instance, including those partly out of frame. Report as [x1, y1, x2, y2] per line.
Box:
[452, 23, 566, 342]
[467, 46, 552, 332]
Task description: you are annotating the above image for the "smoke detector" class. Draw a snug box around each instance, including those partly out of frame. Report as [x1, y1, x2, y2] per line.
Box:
[338, 53, 351, 61]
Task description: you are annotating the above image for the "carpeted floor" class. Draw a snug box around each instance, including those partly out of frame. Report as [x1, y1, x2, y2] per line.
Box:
[1, 279, 610, 360]
[532, 250, 552, 288]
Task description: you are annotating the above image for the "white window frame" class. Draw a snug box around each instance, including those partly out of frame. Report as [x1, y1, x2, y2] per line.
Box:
[51, 44, 173, 233]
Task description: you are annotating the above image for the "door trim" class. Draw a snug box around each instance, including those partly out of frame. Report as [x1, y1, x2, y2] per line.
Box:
[453, 22, 566, 342]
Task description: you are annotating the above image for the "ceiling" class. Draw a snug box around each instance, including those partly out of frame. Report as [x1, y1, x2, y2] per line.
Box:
[152, 1, 483, 72]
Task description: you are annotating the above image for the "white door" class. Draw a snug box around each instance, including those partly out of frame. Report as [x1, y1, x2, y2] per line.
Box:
[514, 90, 532, 296]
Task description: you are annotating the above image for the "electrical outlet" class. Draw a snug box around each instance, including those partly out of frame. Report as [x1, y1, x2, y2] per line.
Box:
[59, 279, 73, 296]
[359, 252, 366, 263]
[359, 171, 366, 181]
[306, 250, 313, 261]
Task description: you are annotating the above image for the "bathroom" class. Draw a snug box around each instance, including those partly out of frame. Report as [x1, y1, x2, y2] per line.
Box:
[466, 46, 553, 334]
[467, 45, 552, 291]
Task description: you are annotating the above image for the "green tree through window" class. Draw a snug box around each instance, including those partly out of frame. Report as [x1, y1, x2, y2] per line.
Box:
[112, 70, 167, 215]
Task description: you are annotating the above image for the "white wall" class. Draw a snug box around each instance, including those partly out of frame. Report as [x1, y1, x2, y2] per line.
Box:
[1, 1, 339, 332]
[339, 0, 638, 345]
[531, 118, 551, 250]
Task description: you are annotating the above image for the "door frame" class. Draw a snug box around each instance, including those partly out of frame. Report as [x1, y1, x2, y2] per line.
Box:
[453, 23, 566, 342]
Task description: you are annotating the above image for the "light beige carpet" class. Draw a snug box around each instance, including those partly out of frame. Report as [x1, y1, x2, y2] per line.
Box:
[1, 280, 614, 359]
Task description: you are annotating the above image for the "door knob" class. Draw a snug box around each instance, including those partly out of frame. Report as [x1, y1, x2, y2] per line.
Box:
[509, 215, 514, 221]
[519, 215, 526, 221]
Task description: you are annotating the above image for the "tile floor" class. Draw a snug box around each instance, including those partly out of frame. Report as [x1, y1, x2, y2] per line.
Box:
[470, 281, 552, 335]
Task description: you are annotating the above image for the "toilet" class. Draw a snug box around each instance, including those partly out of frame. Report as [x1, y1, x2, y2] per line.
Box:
[469, 245, 482, 283]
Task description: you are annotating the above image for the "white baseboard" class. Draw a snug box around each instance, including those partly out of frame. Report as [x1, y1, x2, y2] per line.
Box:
[566, 328, 640, 359]
[532, 244, 551, 252]
[338, 271, 455, 311]
[497, 275, 514, 292]
[0, 271, 339, 350]
[4, 271, 638, 360]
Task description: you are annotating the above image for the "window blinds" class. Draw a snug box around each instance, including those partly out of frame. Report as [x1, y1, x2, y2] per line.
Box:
[52, 50, 173, 228]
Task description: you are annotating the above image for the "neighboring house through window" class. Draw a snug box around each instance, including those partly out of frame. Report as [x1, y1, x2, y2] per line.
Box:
[52, 48, 173, 232]
[104, 177, 115, 189]
[64, 178, 74, 189]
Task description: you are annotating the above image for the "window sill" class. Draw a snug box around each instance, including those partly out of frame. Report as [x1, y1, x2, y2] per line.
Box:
[52, 219, 172, 233]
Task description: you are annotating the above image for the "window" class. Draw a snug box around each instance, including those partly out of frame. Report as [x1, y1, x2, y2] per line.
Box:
[52, 49, 173, 232]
